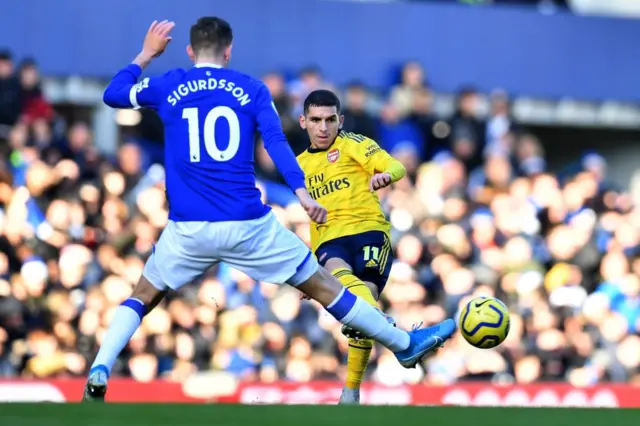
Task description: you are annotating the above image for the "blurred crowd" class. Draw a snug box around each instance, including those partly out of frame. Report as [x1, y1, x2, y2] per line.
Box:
[1, 50, 639, 387]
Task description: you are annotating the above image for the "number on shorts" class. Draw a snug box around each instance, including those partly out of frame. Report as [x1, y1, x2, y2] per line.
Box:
[182, 106, 240, 162]
[363, 245, 380, 262]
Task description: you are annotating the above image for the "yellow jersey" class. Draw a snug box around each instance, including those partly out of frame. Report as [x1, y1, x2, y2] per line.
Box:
[297, 131, 406, 252]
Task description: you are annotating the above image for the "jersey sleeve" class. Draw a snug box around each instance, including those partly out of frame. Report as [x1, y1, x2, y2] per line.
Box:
[254, 83, 306, 192]
[102, 64, 164, 110]
[346, 134, 406, 183]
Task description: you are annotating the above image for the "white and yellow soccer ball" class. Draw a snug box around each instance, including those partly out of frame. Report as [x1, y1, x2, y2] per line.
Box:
[459, 296, 510, 349]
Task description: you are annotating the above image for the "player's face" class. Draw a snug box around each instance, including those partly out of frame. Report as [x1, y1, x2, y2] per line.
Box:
[300, 106, 343, 150]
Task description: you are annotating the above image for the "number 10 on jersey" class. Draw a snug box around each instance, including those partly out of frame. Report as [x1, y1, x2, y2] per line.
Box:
[182, 106, 240, 162]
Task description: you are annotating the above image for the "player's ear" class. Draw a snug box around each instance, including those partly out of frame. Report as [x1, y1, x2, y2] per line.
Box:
[224, 45, 233, 63]
[299, 114, 306, 130]
[338, 114, 345, 130]
[186, 45, 195, 62]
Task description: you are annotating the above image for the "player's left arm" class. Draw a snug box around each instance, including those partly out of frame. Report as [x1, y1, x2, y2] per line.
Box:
[347, 136, 406, 191]
[103, 67, 165, 110]
[255, 83, 326, 222]
[255, 83, 306, 192]
[103, 20, 174, 109]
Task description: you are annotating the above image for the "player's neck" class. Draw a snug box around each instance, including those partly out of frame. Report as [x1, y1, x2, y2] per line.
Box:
[194, 57, 226, 69]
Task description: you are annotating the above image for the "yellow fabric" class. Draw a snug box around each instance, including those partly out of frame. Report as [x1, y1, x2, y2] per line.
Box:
[332, 267, 377, 390]
[346, 338, 373, 390]
[297, 131, 406, 253]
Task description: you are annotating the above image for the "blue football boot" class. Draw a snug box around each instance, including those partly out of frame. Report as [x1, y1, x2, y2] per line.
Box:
[394, 319, 457, 368]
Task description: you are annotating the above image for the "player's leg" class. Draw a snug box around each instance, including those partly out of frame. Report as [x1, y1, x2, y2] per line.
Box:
[224, 212, 456, 370]
[340, 232, 397, 341]
[320, 254, 381, 404]
[83, 221, 216, 402]
[295, 265, 455, 365]
[319, 233, 395, 404]
[83, 273, 167, 402]
[288, 247, 455, 365]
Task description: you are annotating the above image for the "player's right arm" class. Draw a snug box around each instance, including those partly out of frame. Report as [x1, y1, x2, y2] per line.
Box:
[254, 83, 327, 223]
[103, 20, 174, 109]
[345, 134, 406, 191]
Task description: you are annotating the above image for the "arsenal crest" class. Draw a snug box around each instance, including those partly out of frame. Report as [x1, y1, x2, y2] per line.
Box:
[327, 149, 340, 163]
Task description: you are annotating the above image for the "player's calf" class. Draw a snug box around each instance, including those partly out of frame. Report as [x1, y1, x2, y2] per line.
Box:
[84, 273, 167, 402]
[327, 266, 395, 403]
[297, 267, 410, 352]
[297, 266, 456, 368]
[341, 313, 396, 340]
[327, 266, 396, 339]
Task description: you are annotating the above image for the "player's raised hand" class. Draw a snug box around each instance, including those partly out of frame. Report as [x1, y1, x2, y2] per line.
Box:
[141, 20, 175, 59]
[296, 188, 328, 224]
[370, 172, 392, 191]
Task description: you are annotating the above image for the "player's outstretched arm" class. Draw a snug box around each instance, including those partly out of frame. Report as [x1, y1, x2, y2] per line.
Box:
[103, 20, 174, 109]
[254, 84, 327, 223]
[255, 85, 306, 191]
[295, 188, 327, 224]
[347, 136, 406, 191]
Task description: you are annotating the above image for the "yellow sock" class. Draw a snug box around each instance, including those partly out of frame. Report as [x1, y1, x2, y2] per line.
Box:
[332, 267, 377, 390]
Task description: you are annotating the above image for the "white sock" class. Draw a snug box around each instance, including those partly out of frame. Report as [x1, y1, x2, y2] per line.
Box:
[90, 298, 145, 376]
[327, 289, 410, 352]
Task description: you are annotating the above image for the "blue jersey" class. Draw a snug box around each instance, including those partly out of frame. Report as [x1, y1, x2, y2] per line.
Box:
[103, 63, 305, 222]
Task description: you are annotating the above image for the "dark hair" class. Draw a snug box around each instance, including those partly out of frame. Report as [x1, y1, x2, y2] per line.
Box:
[304, 90, 341, 114]
[346, 80, 365, 89]
[300, 66, 321, 78]
[190, 17, 233, 55]
[0, 49, 12, 62]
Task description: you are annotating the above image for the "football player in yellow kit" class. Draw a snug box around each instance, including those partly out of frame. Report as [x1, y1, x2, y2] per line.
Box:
[297, 90, 406, 404]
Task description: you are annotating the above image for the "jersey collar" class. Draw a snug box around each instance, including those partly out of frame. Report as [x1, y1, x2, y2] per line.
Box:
[194, 63, 223, 68]
[307, 146, 330, 153]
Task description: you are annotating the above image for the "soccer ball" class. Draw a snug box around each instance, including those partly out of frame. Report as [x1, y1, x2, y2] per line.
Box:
[459, 296, 510, 349]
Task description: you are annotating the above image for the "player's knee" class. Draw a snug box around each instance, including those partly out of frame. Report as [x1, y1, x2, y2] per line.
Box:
[286, 251, 319, 287]
[296, 266, 343, 307]
[131, 275, 166, 306]
[324, 257, 351, 272]
[141, 256, 168, 292]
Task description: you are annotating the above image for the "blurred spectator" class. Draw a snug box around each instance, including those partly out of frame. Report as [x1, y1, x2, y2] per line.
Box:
[449, 86, 486, 171]
[485, 90, 518, 156]
[18, 59, 54, 126]
[0, 53, 638, 389]
[378, 103, 423, 174]
[407, 87, 441, 161]
[515, 133, 546, 176]
[389, 61, 428, 118]
[0, 50, 21, 137]
[342, 81, 379, 140]
[288, 66, 332, 117]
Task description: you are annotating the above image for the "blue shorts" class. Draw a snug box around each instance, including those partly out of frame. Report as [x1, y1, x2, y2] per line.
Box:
[315, 231, 393, 291]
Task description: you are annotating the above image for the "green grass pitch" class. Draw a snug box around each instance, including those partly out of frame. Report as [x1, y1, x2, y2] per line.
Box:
[0, 404, 639, 426]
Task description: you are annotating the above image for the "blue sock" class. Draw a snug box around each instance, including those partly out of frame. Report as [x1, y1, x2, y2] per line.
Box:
[90, 298, 146, 377]
[327, 288, 357, 320]
[327, 289, 409, 352]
